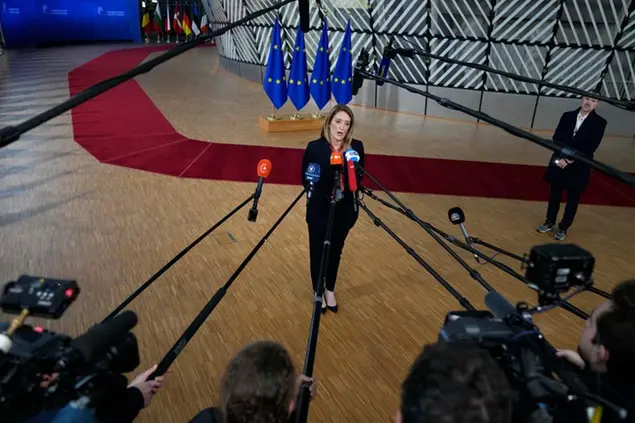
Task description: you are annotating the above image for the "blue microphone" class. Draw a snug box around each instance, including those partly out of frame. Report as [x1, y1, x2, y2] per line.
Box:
[304, 163, 321, 199]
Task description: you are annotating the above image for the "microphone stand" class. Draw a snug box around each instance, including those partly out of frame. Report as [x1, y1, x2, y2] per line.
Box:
[358, 200, 476, 311]
[147, 188, 306, 380]
[359, 184, 590, 320]
[102, 194, 255, 323]
[295, 168, 340, 423]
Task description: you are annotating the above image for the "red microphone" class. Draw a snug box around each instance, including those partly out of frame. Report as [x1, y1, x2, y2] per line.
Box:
[344, 149, 360, 192]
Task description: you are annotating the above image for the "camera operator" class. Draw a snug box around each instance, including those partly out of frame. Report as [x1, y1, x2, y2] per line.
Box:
[396, 341, 514, 423]
[189, 340, 316, 423]
[556, 279, 635, 422]
[27, 364, 166, 423]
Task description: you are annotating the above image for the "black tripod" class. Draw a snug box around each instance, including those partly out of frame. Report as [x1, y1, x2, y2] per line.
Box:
[295, 160, 343, 423]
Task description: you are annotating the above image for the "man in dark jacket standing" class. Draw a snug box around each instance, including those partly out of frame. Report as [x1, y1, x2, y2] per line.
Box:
[537, 94, 607, 240]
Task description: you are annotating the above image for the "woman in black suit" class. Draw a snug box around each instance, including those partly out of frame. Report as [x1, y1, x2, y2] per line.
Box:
[301, 104, 365, 313]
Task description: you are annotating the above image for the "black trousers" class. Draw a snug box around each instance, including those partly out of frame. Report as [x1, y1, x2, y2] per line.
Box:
[308, 221, 350, 292]
[546, 180, 581, 231]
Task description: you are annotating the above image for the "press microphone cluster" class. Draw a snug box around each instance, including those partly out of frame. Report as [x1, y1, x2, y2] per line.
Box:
[248, 159, 273, 222]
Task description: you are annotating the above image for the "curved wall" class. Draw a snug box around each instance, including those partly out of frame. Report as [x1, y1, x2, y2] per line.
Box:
[202, 0, 635, 137]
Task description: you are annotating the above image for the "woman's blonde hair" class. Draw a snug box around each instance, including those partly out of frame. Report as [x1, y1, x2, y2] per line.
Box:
[321, 104, 355, 151]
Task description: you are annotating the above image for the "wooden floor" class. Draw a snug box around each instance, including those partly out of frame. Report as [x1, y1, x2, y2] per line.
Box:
[1, 45, 635, 423]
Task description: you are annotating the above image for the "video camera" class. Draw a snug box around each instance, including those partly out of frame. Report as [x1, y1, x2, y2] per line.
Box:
[439, 243, 625, 422]
[0, 275, 141, 423]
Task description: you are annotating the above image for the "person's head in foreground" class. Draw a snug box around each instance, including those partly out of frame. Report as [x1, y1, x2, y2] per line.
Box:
[220, 340, 311, 423]
[578, 279, 635, 381]
[397, 341, 514, 423]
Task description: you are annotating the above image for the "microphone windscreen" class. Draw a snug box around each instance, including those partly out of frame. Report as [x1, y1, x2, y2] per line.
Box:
[305, 163, 321, 182]
[70, 310, 138, 364]
[257, 159, 272, 178]
[448, 207, 465, 224]
[484, 292, 517, 320]
[344, 149, 360, 163]
[330, 152, 343, 166]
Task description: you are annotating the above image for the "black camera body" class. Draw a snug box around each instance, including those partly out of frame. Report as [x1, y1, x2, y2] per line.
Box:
[0, 275, 141, 423]
[438, 244, 600, 422]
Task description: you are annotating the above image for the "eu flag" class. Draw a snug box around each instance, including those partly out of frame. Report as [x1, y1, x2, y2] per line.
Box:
[331, 21, 353, 105]
[263, 17, 287, 109]
[288, 23, 310, 110]
[310, 19, 331, 111]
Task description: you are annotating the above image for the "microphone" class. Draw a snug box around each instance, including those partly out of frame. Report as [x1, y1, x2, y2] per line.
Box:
[304, 162, 321, 199]
[448, 207, 481, 263]
[299, 0, 310, 33]
[57, 310, 138, 371]
[330, 152, 343, 201]
[376, 38, 394, 87]
[352, 49, 370, 96]
[343, 149, 359, 192]
[344, 149, 360, 212]
[484, 292, 523, 321]
[248, 159, 273, 222]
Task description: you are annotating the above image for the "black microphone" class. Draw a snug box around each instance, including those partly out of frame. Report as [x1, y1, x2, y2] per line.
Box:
[376, 38, 394, 87]
[448, 207, 481, 263]
[352, 49, 370, 96]
[57, 310, 138, 370]
[248, 159, 272, 222]
[484, 292, 523, 321]
[299, 0, 310, 33]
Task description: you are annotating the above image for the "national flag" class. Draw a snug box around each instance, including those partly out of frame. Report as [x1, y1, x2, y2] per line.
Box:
[200, 14, 209, 33]
[182, 12, 192, 36]
[191, 7, 201, 36]
[331, 21, 353, 105]
[263, 17, 287, 109]
[164, 3, 171, 33]
[153, 5, 163, 34]
[173, 5, 182, 34]
[141, 11, 151, 34]
[288, 23, 310, 110]
[310, 18, 330, 110]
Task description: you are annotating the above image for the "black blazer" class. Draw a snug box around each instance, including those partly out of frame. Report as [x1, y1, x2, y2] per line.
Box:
[544, 108, 607, 192]
[301, 137, 366, 231]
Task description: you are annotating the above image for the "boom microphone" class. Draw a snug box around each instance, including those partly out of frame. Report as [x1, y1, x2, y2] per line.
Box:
[58, 310, 139, 370]
[484, 291, 522, 321]
[248, 159, 272, 222]
[299, 0, 310, 33]
[448, 207, 481, 263]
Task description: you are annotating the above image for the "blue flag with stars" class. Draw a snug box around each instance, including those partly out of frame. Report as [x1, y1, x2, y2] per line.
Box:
[263, 17, 287, 109]
[331, 21, 352, 105]
[288, 23, 310, 110]
[310, 19, 330, 110]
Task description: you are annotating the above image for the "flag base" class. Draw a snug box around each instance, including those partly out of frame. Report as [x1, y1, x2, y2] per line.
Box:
[258, 113, 324, 133]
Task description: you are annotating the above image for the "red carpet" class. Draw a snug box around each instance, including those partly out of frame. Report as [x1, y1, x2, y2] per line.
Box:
[68, 47, 635, 207]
